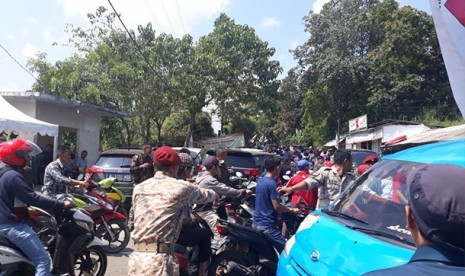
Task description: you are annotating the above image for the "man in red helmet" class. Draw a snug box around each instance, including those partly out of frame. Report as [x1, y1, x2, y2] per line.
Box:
[0, 139, 74, 276]
[128, 146, 218, 276]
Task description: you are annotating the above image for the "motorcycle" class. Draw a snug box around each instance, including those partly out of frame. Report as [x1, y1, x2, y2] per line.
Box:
[0, 207, 107, 276]
[71, 191, 130, 254]
[84, 177, 128, 220]
[175, 211, 215, 275]
[208, 219, 279, 276]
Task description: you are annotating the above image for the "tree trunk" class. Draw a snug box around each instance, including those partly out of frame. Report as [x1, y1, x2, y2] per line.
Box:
[184, 111, 196, 147]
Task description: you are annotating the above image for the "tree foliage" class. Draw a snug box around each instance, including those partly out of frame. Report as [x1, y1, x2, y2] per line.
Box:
[27, 8, 281, 148]
[292, 0, 461, 145]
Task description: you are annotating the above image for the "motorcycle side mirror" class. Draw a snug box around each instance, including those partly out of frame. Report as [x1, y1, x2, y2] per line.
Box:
[236, 172, 243, 178]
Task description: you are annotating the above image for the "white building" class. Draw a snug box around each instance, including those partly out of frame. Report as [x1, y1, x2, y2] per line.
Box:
[345, 120, 431, 153]
[0, 92, 128, 166]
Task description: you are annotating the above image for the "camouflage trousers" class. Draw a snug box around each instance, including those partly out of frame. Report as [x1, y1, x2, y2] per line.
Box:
[196, 209, 220, 240]
[128, 251, 179, 276]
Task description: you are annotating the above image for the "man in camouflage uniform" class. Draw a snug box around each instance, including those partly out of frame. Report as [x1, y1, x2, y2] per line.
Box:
[130, 142, 154, 184]
[279, 149, 356, 209]
[128, 143, 154, 230]
[128, 146, 218, 276]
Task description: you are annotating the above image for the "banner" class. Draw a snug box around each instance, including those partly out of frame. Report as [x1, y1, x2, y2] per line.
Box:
[349, 114, 367, 132]
[200, 132, 245, 148]
[430, 0, 465, 118]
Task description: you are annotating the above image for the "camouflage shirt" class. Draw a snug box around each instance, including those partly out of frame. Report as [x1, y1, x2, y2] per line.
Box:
[128, 171, 217, 276]
[130, 154, 154, 184]
[304, 166, 356, 209]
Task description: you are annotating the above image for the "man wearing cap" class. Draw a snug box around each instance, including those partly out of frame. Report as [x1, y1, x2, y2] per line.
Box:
[176, 153, 212, 276]
[364, 164, 465, 275]
[286, 160, 318, 210]
[128, 146, 218, 276]
[278, 149, 356, 209]
[194, 156, 252, 240]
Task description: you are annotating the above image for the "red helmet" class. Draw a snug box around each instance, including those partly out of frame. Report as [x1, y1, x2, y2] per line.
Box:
[0, 139, 42, 167]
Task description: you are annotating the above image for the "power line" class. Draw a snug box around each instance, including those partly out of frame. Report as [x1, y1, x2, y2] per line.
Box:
[0, 42, 40, 84]
[174, 0, 186, 35]
[144, 0, 163, 32]
[107, 0, 158, 75]
[160, 0, 176, 36]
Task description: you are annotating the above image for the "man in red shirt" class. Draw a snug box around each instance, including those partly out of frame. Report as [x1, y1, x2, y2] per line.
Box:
[286, 160, 318, 211]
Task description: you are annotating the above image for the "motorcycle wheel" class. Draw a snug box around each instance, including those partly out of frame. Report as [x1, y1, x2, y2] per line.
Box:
[208, 250, 251, 276]
[95, 218, 130, 254]
[74, 245, 107, 276]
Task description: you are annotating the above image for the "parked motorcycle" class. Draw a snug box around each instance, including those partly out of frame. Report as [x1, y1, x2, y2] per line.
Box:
[72, 192, 130, 254]
[208, 219, 279, 276]
[85, 177, 128, 220]
[1, 208, 107, 276]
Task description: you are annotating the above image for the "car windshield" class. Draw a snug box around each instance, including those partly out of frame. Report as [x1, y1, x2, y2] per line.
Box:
[330, 159, 422, 246]
[352, 151, 379, 165]
[227, 155, 256, 168]
[95, 155, 133, 168]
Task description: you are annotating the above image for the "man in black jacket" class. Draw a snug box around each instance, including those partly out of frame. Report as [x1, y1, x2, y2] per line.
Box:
[0, 139, 73, 276]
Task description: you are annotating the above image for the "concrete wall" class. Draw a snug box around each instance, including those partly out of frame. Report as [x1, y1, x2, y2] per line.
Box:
[6, 99, 101, 166]
[35, 101, 101, 165]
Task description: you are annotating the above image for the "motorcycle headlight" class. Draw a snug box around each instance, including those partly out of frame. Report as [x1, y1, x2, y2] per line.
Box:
[103, 201, 114, 211]
[76, 220, 93, 232]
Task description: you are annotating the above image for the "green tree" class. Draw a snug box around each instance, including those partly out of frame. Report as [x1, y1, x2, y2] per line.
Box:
[197, 13, 281, 133]
[293, 0, 375, 143]
[366, 4, 457, 121]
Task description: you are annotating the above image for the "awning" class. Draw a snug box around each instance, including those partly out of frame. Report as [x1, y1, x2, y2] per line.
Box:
[0, 96, 58, 136]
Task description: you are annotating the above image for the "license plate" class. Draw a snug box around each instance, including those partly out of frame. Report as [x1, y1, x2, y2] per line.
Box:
[108, 174, 131, 182]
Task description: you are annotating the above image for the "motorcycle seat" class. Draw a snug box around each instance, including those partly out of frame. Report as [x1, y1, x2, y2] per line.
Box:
[0, 235, 28, 256]
[227, 222, 273, 250]
[174, 243, 187, 254]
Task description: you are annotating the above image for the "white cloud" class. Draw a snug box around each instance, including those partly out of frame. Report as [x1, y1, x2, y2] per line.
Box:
[312, 0, 331, 14]
[22, 43, 40, 59]
[21, 27, 30, 39]
[260, 17, 280, 28]
[55, 0, 230, 37]
[41, 26, 54, 43]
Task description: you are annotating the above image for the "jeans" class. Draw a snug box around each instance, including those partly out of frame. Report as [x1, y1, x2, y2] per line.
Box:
[0, 222, 51, 276]
[253, 224, 286, 253]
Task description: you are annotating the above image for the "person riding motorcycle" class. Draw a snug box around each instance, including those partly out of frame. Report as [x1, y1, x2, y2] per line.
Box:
[194, 156, 252, 240]
[176, 153, 212, 276]
[0, 139, 74, 276]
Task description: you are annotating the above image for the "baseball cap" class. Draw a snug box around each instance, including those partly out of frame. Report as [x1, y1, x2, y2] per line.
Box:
[153, 146, 182, 166]
[363, 155, 378, 164]
[205, 156, 220, 170]
[407, 164, 465, 250]
[178, 153, 194, 169]
[297, 160, 312, 170]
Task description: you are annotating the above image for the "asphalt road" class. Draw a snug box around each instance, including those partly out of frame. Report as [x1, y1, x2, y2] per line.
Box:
[106, 239, 133, 275]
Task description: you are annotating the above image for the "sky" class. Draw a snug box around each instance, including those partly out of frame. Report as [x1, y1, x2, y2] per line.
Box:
[1, 0, 431, 93]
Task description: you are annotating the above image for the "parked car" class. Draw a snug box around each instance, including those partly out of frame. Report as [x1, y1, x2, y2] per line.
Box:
[202, 148, 277, 180]
[85, 147, 142, 208]
[278, 139, 465, 275]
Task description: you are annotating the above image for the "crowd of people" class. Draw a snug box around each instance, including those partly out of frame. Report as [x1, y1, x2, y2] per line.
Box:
[0, 139, 463, 276]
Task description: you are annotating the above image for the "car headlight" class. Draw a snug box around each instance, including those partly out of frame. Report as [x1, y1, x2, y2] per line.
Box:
[283, 235, 296, 257]
[296, 214, 320, 234]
